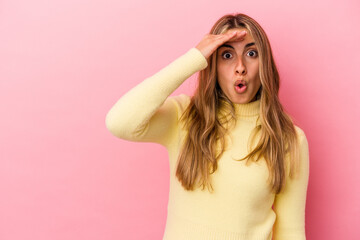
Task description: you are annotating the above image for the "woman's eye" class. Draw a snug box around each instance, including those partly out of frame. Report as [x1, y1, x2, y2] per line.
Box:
[247, 50, 258, 57]
[222, 52, 233, 59]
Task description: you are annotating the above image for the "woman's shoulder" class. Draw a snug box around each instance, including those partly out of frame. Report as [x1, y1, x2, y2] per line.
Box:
[167, 94, 192, 116]
[294, 125, 305, 136]
[293, 125, 308, 145]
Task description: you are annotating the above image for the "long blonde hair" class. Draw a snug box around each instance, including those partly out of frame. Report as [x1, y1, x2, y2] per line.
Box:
[176, 13, 300, 194]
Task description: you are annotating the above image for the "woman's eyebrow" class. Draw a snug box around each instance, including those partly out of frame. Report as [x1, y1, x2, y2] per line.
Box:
[218, 42, 256, 50]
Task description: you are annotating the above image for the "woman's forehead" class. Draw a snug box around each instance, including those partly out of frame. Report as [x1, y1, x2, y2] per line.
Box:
[222, 38, 256, 50]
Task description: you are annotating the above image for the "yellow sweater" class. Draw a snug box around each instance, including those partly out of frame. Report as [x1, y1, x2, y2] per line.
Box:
[105, 48, 310, 240]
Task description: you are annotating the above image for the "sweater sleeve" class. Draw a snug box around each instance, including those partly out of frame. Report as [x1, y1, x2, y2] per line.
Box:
[272, 127, 310, 240]
[105, 47, 208, 147]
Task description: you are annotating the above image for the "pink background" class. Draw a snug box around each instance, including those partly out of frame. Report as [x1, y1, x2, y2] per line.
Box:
[1, 0, 359, 239]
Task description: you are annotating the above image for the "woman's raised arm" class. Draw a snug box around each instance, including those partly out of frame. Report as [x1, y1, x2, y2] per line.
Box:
[105, 30, 246, 147]
[105, 47, 208, 146]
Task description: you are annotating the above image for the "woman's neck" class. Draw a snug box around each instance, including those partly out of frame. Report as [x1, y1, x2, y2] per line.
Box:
[233, 99, 260, 117]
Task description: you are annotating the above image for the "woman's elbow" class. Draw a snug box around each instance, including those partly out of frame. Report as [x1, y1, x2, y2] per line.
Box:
[105, 112, 126, 138]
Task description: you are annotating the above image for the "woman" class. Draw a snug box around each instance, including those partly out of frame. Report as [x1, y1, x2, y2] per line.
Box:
[106, 13, 309, 240]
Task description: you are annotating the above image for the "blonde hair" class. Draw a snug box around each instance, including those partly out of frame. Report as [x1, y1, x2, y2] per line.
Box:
[175, 13, 301, 195]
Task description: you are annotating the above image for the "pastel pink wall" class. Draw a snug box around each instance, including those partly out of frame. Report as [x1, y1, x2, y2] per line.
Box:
[1, 0, 359, 239]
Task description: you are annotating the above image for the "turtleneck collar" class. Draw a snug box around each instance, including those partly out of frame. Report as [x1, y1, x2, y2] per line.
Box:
[233, 99, 260, 117]
[217, 99, 260, 126]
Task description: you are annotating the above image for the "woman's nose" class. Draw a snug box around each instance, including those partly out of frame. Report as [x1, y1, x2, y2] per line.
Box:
[235, 58, 246, 74]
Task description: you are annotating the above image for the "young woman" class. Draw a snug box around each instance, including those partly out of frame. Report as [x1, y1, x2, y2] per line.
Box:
[106, 13, 309, 240]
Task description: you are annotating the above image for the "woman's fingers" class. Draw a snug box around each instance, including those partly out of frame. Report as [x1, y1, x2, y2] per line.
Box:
[227, 30, 247, 42]
[195, 30, 247, 60]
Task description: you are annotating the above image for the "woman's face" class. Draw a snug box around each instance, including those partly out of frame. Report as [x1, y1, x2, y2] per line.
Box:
[216, 28, 261, 104]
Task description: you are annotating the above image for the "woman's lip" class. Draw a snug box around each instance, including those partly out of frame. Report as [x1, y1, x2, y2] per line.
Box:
[235, 84, 247, 93]
[234, 79, 247, 86]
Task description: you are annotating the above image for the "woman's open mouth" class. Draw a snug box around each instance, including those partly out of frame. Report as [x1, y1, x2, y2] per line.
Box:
[234, 80, 247, 93]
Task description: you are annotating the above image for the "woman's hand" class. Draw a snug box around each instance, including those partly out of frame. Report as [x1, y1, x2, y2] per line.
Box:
[195, 30, 247, 61]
